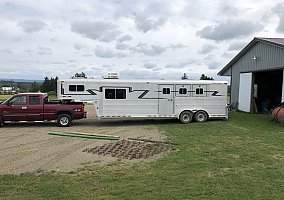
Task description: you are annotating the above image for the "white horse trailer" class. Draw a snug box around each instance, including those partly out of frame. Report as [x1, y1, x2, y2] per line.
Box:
[57, 79, 228, 123]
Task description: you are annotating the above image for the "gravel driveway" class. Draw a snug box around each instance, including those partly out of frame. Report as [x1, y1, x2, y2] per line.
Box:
[0, 105, 167, 174]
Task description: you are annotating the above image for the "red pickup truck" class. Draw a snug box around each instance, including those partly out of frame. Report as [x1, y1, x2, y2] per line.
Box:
[0, 93, 86, 127]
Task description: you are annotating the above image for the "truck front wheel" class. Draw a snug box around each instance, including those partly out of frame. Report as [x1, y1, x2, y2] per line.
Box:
[57, 114, 72, 127]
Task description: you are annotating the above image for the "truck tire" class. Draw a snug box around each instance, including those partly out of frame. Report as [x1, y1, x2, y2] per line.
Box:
[0, 118, 3, 127]
[179, 111, 193, 124]
[57, 114, 72, 127]
[194, 110, 208, 122]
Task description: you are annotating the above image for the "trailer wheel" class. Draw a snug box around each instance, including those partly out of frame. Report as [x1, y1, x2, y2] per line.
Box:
[179, 111, 193, 124]
[57, 114, 72, 127]
[194, 110, 208, 122]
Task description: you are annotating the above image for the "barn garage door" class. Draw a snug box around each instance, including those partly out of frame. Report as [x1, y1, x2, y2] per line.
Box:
[238, 73, 252, 112]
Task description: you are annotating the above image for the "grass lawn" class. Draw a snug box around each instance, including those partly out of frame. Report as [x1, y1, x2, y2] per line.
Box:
[0, 94, 12, 101]
[0, 112, 283, 200]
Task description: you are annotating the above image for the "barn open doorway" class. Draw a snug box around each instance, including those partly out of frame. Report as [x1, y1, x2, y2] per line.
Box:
[253, 69, 283, 113]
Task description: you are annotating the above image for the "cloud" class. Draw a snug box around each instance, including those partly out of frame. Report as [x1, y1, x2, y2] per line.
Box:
[71, 21, 121, 42]
[115, 42, 130, 50]
[131, 43, 166, 56]
[143, 63, 157, 69]
[165, 62, 192, 69]
[199, 44, 217, 54]
[273, 3, 284, 33]
[117, 35, 132, 42]
[0, 48, 13, 54]
[196, 20, 262, 41]
[18, 19, 46, 33]
[135, 14, 167, 33]
[94, 47, 127, 58]
[207, 61, 221, 69]
[37, 46, 52, 55]
[169, 44, 187, 50]
[74, 43, 83, 50]
[228, 41, 246, 51]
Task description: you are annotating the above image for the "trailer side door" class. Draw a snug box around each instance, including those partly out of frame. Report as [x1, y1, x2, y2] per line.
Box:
[158, 84, 174, 115]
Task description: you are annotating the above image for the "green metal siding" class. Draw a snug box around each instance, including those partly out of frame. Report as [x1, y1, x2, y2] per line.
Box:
[231, 42, 284, 105]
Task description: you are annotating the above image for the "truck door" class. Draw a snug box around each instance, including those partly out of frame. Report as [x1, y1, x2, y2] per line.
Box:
[27, 95, 43, 121]
[2, 95, 28, 121]
[158, 84, 174, 115]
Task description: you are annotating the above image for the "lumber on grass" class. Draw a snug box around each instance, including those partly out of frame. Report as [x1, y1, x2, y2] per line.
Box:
[127, 137, 175, 145]
[59, 131, 119, 138]
[48, 132, 119, 140]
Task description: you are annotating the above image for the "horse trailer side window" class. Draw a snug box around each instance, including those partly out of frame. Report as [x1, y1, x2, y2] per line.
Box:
[105, 89, 126, 99]
[179, 88, 187, 94]
[77, 85, 84, 91]
[105, 89, 115, 99]
[116, 89, 126, 99]
[163, 88, 170, 94]
[196, 88, 204, 95]
[69, 85, 76, 91]
[69, 85, 84, 92]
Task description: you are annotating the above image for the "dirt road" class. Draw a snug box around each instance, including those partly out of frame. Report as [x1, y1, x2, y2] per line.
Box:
[0, 105, 167, 174]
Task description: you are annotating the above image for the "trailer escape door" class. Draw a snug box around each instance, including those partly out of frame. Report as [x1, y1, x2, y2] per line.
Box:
[158, 84, 174, 115]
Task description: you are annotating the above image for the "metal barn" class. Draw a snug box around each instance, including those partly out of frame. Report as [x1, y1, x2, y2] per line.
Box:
[218, 37, 284, 113]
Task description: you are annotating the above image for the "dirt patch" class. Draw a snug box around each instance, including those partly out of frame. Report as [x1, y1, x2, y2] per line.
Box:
[83, 139, 174, 160]
[0, 105, 168, 174]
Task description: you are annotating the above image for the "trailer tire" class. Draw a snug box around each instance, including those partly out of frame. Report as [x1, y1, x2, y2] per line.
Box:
[179, 111, 193, 124]
[194, 110, 208, 122]
[57, 114, 72, 127]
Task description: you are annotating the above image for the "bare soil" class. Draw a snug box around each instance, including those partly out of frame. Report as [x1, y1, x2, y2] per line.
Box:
[0, 105, 167, 174]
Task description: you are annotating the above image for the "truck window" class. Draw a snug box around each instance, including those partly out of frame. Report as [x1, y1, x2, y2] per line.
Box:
[10, 96, 27, 105]
[29, 96, 40, 105]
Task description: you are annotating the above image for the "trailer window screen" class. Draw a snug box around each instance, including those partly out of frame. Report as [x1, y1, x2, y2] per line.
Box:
[77, 85, 84, 91]
[105, 89, 126, 99]
[105, 89, 115, 99]
[69, 85, 84, 92]
[163, 88, 170, 94]
[69, 85, 76, 91]
[116, 89, 126, 99]
[179, 88, 187, 94]
[196, 88, 204, 95]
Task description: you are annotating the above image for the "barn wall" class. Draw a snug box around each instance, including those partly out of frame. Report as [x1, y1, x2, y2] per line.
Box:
[230, 42, 284, 106]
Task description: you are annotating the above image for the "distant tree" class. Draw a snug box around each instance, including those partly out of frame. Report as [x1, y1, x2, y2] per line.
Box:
[41, 76, 58, 93]
[181, 73, 188, 80]
[200, 74, 214, 80]
[41, 77, 51, 92]
[72, 72, 87, 79]
[30, 81, 40, 92]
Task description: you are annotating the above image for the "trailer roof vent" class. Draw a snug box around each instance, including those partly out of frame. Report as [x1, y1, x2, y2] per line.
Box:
[102, 72, 119, 79]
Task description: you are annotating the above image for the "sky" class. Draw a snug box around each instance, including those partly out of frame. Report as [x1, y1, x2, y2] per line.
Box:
[1, 0, 284, 81]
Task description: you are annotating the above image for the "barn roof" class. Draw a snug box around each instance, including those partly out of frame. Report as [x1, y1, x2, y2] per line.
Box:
[218, 37, 284, 76]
